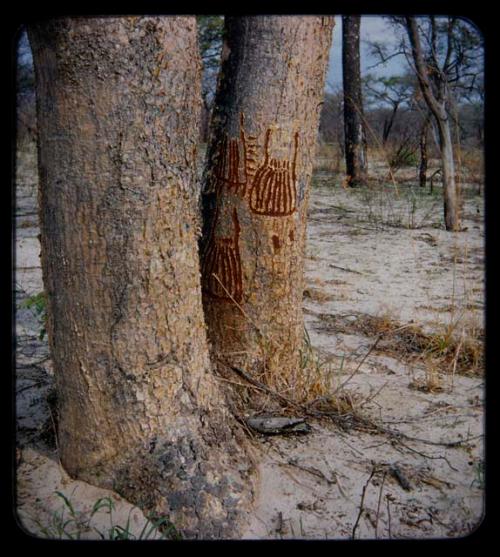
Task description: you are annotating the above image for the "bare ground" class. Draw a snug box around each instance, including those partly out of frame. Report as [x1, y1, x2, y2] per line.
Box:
[15, 142, 484, 540]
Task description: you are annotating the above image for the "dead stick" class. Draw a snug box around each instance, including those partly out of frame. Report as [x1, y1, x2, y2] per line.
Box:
[375, 471, 387, 538]
[331, 323, 414, 397]
[386, 495, 392, 539]
[397, 440, 459, 472]
[352, 467, 376, 539]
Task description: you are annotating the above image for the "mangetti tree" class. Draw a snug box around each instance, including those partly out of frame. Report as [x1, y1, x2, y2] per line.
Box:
[200, 16, 334, 396]
[28, 16, 255, 539]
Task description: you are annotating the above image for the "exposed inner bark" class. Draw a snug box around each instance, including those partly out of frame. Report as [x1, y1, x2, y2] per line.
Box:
[201, 16, 334, 396]
[28, 17, 255, 539]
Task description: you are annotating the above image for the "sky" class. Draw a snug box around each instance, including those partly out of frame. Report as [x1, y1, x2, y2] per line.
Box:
[18, 16, 407, 89]
[326, 16, 405, 91]
[19, 16, 481, 97]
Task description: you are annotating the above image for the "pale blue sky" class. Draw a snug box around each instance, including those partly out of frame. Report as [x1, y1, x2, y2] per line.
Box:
[18, 16, 406, 89]
[326, 16, 404, 91]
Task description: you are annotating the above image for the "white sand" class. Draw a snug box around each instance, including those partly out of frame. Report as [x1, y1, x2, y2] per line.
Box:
[15, 146, 484, 539]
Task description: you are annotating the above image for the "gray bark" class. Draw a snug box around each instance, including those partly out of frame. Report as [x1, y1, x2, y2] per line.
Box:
[28, 16, 255, 539]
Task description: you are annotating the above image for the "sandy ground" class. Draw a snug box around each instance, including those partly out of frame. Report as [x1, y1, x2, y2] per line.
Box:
[15, 142, 485, 540]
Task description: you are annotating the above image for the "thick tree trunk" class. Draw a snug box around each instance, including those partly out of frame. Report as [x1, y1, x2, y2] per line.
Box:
[201, 16, 334, 394]
[342, 15, 367, 187]
[28, 17, 255, 539]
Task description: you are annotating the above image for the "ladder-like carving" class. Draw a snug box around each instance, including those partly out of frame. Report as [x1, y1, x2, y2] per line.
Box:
[202, 208, 243, 303]
[248, 129, 299, 216]
[207, 115, 299, 219]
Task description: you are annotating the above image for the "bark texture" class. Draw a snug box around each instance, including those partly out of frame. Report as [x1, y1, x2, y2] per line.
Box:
[342, 15, 367, 187]
[28, 17, 255, 539]
[201, 16, 334, 393]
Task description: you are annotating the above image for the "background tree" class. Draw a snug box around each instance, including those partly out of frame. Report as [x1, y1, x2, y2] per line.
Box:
[197, 16, 224, 142]
[385, 16, 484, 229]
[16, 28, 36, 147]
[201, 16, 334, 397]
[405, 16, 462, 230]
[318, 86, 345, 171]
[28, 16, 254, 539]
[342, 15, 367, 187]
[363, 73, 414, 145]
[418, 111, 432, 188]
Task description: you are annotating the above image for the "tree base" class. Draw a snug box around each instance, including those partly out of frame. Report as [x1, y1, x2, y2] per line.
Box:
[64, 416, 257, 539]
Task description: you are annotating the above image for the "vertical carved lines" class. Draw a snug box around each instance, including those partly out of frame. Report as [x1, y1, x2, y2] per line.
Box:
[248, 129, 299, 216]
[206, 115, 300, 215]
[203, 118, 303, 304]
[209, 117, 249, 198]
[202, 208, 243, 303]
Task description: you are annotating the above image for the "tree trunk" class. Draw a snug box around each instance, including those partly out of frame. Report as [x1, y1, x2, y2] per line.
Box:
[342, 15, 367, 187]
[405, 16, 460, 231]
[201, 16, 334, 395]
[28, 17, 255, 539]
[437, 115, 460, 230]
[419, 114, 430, 188]
[382, 102, 400, 145]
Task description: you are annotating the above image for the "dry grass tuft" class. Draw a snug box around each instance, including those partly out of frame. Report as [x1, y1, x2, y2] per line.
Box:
[214, 323, 360, 423]
[303, 287, 334, 303]
[317, 312, 484, 377]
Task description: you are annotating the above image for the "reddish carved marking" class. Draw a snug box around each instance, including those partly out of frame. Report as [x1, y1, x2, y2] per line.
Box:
[272, 234, 281, 252]
[289, 229, 295, 242]
[202, 208, 243, 303]
[209, 112, 273, 199]
[248, 129, 299, 216]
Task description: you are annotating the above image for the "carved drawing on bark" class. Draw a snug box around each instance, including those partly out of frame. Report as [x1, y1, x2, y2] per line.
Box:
[203, 117, 300, 302]
[202, 208, 243, 303]
[207, 114, 299, 218]
[248, 129, 298, 216]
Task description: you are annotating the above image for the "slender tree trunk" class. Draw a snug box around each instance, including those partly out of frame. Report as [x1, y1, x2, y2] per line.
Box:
[405, 16, 460, 231]
[382, 102, 400, 145]
[28, 17, 255, 539]
[419, 115, 430, 188]
[437, 115, 460, 230]
[201, 16, 334, 394]
[342, 15, 367, 187]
